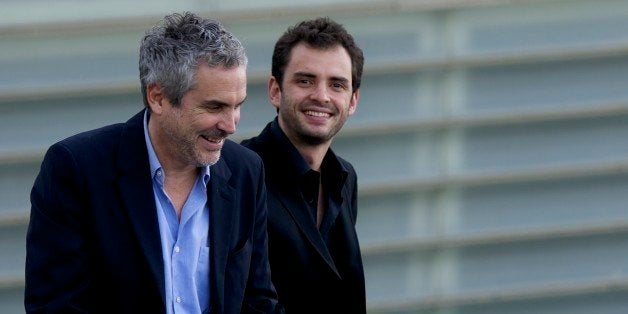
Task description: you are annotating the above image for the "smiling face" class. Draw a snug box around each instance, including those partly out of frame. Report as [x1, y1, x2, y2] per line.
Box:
[269, 43, 358, 147]
[147, 63, 246, 168]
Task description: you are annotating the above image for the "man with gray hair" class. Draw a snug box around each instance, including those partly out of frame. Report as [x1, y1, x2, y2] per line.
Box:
[25, 12, 281, 313]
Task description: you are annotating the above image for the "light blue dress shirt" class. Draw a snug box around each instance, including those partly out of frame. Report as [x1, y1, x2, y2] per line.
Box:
[143, 111, 211, 314]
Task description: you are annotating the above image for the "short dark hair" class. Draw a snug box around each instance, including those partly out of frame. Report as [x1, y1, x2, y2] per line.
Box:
[139, 12, 247, 107]
[271, 17, 364, 92]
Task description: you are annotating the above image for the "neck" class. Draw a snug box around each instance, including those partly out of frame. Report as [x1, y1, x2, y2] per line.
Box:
[293, 142, 329, 171]
[276, 117, 332, 171]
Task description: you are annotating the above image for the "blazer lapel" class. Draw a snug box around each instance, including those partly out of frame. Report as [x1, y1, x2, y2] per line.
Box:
[271, 185, 340, 278]
[115, 110, 166, 303]
[207, 158, 235, 313]
[318, 197, 341, 241]
[254, 122, 341, 278]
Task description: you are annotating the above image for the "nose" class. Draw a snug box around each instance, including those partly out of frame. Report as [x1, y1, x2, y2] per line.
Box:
[310, 84, 331, 103]
[217, 107, 239, 135]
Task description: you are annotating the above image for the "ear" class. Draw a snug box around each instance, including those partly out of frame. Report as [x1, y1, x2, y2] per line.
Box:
[348, 89, 359, 115]
[268, 76, 282, 110]
[146, 83, 166, 115]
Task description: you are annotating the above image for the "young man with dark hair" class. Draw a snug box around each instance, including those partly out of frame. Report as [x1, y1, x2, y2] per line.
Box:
[242, 17, 366, 313]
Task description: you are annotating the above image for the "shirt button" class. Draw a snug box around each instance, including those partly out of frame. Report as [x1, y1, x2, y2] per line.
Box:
[157, 170, 162, 176]
[174, 246, 180, 253]
[176, 296, 181, 303]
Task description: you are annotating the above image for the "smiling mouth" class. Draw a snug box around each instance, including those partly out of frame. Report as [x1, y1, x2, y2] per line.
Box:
[305, 110, 330, 118]
[201, 135, 224, 145]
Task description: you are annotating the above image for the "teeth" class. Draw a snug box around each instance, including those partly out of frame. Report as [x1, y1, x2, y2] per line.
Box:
[305, 110, 329, 117]
[201, 135, 222, 143]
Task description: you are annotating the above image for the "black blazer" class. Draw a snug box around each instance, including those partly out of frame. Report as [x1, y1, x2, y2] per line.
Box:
[26, 110, 279, 314]
[242, 120, 366, 314]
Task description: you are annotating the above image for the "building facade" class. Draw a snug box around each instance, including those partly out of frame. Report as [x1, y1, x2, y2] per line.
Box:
[3, 0, 628, 313]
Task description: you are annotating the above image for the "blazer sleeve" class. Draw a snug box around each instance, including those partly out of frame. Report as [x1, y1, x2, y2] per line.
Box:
[25, 143, 92, 313]
[241, 162, 284, 314]
[346, 163, 359, 225]
[351, 171, 358, 225]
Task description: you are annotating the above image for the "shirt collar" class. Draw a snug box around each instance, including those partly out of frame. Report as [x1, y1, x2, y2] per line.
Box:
[269, 118, 312, 177]
[269, 117, 348, 196]
[143, 110, 210, 185]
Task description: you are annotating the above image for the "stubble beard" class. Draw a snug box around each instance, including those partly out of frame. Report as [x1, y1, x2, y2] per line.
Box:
[280, 95, 346, 146]
[162, 121, 222, 168]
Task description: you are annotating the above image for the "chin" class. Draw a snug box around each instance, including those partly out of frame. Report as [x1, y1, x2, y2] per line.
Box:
[196, 152, 221, 167]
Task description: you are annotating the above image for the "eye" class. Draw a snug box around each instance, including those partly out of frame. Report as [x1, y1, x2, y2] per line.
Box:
[201, 101, 226, 113]
[331, 82, 347, 91]
[297, 79, 313, 86]
[205, 105, 222, 112]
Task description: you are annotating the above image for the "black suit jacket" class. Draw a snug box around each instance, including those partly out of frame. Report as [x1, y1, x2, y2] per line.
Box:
[25, 110, 280, 314]
[242, 120, 366, 314]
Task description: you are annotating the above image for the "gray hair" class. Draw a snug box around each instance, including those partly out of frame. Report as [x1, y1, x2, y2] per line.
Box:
[139, 12, 248, 107]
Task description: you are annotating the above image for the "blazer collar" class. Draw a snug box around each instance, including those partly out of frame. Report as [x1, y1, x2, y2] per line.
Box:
[207, 152, 235, 313]
[265, 118, 349, 197]
[115, 109, 166, 303]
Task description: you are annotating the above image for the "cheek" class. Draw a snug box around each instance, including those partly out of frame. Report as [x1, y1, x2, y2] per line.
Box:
[190, 114, 218, 130]
[282, 89, 304, 105]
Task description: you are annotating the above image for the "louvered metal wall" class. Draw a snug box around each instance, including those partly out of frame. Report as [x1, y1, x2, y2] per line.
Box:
[3, 1, 628, 313]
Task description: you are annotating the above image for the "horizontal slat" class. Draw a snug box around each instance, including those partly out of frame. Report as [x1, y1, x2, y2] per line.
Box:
[342, 100, 628, 138]
[367, 277, 628, 312]
[365, 42, 628, 76]
[0, 150, 45, 166]
[362, 220, 628, 255]
[17, 89, 622, 157]
[3, 98, 626, 163]
[0, 81, 139, 104]
[359, 158, 628, 196]
[0, 212, 28, 228]
[0, 276, 23, 291]
[0, 0, 541, 33]
[2, 43, 628, 103]
[4, 138, 628, 202]
[10, 175, 628, 253]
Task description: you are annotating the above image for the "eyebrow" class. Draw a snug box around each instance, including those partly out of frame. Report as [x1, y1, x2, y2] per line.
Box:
[293, 71, 316, 79]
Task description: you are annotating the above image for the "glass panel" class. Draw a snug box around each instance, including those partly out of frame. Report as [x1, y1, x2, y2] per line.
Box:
[0, 162, 39, 214]
[466, 57, 628, 113]
[458, 233, 628, 292]
[0, 94, 140, 156]
[0, 224, 27, 278]
[462, 115, 628, 172]
[235, 83, 276, 136]
[364, 251, 434, 302]
[350, 72, 444, 126]
[333, 130, 444, 184]
[460, 1, 628, 55]
[0, 287, 25, 314]
[461, 291, 628, 314]
[461, 175, 628, 234]
[357, 191, 438, 244]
